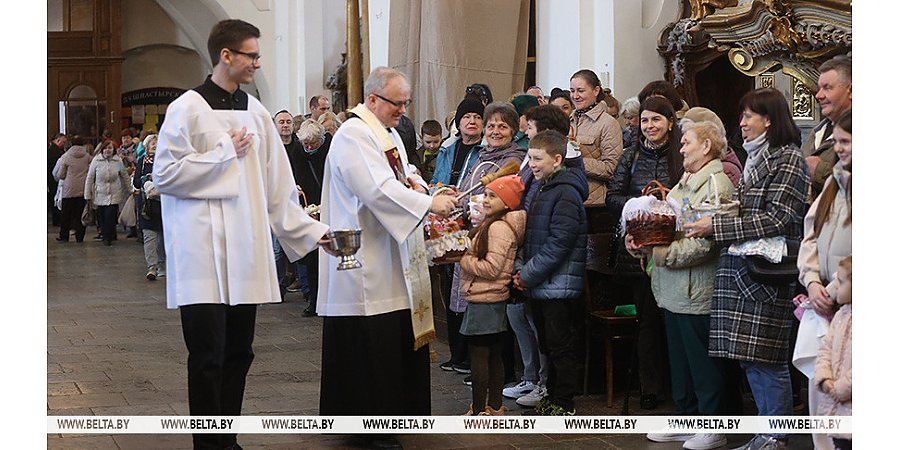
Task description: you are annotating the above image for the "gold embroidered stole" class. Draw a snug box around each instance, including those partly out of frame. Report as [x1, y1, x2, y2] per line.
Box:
[349, 104, 435, 351]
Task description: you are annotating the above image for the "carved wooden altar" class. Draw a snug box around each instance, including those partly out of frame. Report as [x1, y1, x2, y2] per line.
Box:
[658, 0, 851, 125]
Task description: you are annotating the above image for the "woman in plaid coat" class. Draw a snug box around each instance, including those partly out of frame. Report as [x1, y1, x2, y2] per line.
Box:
[685, 88, 810, 450]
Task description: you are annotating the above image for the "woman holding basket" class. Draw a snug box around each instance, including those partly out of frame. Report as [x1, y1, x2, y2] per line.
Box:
[628, 120, 733, 449]
[684, 88, 810, 450]
[606, 96, 684, 409]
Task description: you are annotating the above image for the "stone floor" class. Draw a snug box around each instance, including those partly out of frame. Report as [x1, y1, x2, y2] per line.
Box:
[47, 226, 814, 449]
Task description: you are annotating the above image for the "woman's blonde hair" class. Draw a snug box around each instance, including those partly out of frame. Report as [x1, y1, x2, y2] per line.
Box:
[681, 120, 726, 159]
[316, 111, 342, 128]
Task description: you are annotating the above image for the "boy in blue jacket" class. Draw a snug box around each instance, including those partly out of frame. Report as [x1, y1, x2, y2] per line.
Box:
[513, 130, 588, 415]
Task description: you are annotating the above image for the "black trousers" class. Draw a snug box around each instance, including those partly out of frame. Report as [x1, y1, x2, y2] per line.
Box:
[180, 304, 257, 450]
[96, 204, 119, 242]
[58, 197, 86, 241]
[49, 182, 62, 225]
[633, 275, 667, 397]
[302, 249, 319, 310]
[531, 298, 580, 411]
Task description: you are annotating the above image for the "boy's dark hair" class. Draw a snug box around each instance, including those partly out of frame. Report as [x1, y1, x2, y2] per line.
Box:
[530, 130, 567, 159]
[524, 105, 570, 135]
[208, 19, 261, 66]
[421, 119, 442, 137]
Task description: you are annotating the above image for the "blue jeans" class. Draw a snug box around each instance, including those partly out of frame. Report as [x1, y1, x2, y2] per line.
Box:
[740, 360, 792, 439]
[272, 233, 308, 298]
[507, 301, 547, 384]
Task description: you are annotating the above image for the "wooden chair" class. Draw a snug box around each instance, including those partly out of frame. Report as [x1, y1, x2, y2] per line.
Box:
[583, 309, 637, 407]
[582, 233, 638, 408]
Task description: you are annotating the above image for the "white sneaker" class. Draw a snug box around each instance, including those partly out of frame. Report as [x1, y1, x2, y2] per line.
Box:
[502, 380, 536, 399]
[515, 384, 547, 407]
[684, 433, 727, 450]
[646, 431, 694, 443]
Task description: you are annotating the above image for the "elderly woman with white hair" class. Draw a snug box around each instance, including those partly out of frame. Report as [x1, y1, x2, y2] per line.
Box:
[134, 133, 165, 279]
[628, 120, 734, 448]
[681, 107, 743, 188]
[621, 96, 641, 150]
[292, 119, 331, 316]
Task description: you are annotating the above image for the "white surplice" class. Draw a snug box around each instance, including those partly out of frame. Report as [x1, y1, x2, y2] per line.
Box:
[154, 91, 329, 309]
[317, 114, 432, 317]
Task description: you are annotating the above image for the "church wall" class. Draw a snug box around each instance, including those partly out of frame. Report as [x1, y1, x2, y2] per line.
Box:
[534, 0, 679, 105]
[139, 0, 683, 122]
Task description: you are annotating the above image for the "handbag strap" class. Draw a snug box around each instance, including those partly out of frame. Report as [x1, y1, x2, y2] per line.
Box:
[707, 172, 720, 207]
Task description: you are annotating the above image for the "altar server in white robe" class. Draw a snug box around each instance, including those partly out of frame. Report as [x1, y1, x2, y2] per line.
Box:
[153, 19, 332, 450]
[318, 67, 458, 423]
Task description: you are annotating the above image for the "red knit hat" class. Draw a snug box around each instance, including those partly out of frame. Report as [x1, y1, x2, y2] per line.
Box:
[485, 175, 524, 211]
[121, 128, 133, 137]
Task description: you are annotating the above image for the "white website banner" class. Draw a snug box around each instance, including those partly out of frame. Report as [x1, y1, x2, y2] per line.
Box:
[49, 416, 851, 435]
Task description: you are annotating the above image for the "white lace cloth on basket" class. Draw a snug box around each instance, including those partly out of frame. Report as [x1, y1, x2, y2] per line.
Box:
[727, 236, 787, 263]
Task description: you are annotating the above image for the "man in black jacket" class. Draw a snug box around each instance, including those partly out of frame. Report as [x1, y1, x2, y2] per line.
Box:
[48, 133, 67, 225]
[289, 115, 331, 317]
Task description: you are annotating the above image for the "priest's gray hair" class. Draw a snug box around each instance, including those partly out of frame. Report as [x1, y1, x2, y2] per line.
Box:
[297, 119, 326, 143]
[364, 67, 409, 96]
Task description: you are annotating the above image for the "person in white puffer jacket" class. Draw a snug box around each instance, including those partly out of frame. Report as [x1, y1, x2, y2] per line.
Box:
[84, 140, 132, 245]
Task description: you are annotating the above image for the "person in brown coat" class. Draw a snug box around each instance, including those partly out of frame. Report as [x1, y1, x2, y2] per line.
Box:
[569, 69, 624, 210]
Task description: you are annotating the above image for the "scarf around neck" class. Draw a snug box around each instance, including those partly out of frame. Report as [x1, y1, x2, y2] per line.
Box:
[573, 101, 599, 119]
[741, 132, 769, 182]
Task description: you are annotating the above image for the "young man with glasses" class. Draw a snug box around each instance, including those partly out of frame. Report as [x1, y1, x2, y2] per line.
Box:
[153, 19, 335, 450]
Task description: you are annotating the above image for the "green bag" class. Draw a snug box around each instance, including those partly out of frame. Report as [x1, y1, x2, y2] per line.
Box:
[614, 304, 637, 316]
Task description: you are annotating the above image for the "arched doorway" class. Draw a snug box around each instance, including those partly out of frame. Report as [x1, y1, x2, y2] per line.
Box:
[60, 83, 108, 145]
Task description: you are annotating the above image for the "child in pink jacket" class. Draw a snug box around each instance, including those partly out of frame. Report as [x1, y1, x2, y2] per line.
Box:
[459, 176, 526, 416]
[815, 255, 851, 449]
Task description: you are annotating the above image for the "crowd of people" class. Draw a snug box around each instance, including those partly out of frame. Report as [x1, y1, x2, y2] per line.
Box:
[47, 17, 851, 450]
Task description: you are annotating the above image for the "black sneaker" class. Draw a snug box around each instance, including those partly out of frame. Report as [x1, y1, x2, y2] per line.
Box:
[463, 375, 472, 386]
[640, 393, 658, 410]
[439, 360, 455, 371]
[301, 307, 317, 317]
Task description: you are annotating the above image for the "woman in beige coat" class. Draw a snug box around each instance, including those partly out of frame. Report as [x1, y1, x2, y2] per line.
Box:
[569, 69, 624, 228]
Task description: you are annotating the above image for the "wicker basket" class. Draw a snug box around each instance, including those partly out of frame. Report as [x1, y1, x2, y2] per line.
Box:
[300, 191, 320, 220]
[425, 187, 470, 265]
[625, 180, 676, 247]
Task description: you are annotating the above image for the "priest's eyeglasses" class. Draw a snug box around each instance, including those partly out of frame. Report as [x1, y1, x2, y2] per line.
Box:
[373, 93, 412, 109]
[228, 48, 262, 64]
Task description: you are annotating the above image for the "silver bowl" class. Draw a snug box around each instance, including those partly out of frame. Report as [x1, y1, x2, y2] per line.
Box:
[329, 229, 362, 270]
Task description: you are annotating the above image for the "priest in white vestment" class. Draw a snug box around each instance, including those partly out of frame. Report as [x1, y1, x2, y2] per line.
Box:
[317, 67, 457, 428]
[153, 19, 331, 450]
